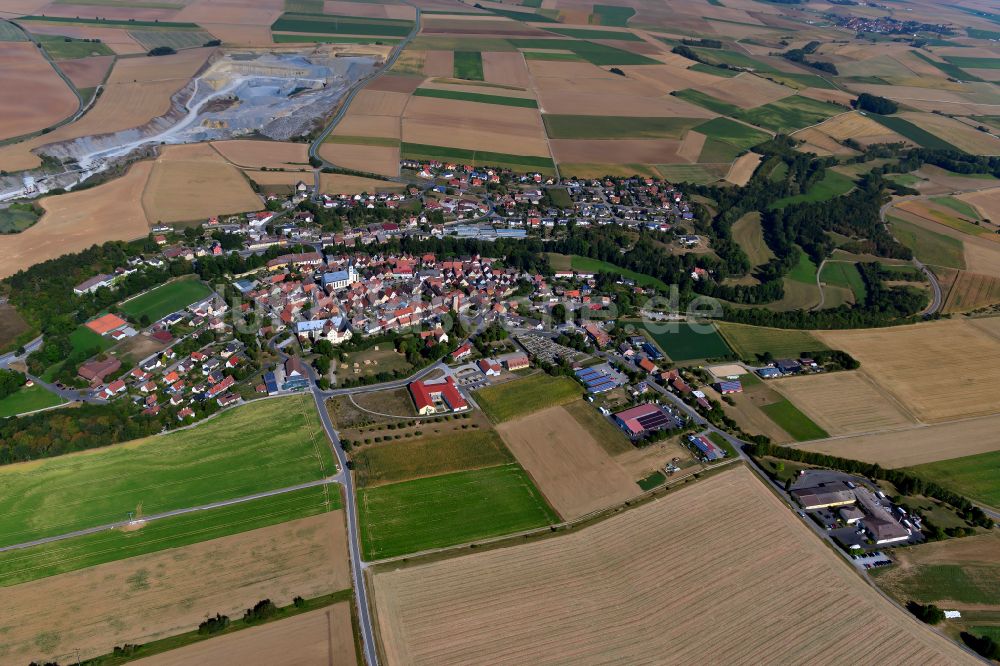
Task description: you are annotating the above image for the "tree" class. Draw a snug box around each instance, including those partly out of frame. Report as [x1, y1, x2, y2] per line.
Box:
[313, 355, 331, 376]
[960, 632, 1000, 660]
[198, 613, 230, 634]
[854, 92, 898, 115]
[147, 46, 176, 56]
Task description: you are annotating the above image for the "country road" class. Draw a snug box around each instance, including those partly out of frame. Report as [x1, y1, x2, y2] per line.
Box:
[878, 196, 944, 316]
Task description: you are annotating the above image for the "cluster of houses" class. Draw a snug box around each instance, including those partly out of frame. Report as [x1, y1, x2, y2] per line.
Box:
[755, 357, 821, 379]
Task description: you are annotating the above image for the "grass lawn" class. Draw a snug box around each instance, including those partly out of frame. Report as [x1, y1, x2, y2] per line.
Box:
[693, 117, 771, 150]
[760, 398, 828, 441]
[672, 89, 741, 116]
[640, 320, 732, 362]
[119, 277, 212, 323]
[770, 170, 855, 209]
[731, 212, 774, 266]
[542, 114, 701, 139]
[716, 322, 826, 359]
[353, 428, 514, 487]
[872, 563, 1000, 606]
[546, 187, 573, 208]
[888, 215, 966, 269]
[0, 384, 65, 418]
[454, 50, 484, 80]
[907, 450, 1000, 509]
[474, 373, 581, 423]
[563, 399, 633, 455]
[820, 261, 867, 300]
[930, 196, 981, 220]
[412, 87, 536, 108]
[358, 463, 557, 559]
[0, 395, 335, 548]
[655, 163, 728, 184]
[567, 254, 668, 289]
[707, 431, 739, 458]
[787, 250, 818, 284]
[0, 485, 340, 587]
[637, 470, 665, 490]
[0, 205, 40, 233]
[733, 95, 843, 133]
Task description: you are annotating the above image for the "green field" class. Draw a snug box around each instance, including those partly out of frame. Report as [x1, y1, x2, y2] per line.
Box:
[481, 5, 558, 22]
[591, 4, 635, 26]
[689, 62, 740, 77]
[764, 71, 837, 90]
[508, 37, 657, 65]
[0, 395, 335, 548]
[474, 373, 581, 423]
[698, 137, 743, 163]
[546, 187, 573, 208]
[71, 323, 113, 356]
[273, 33, 401, 44]
[127, 29, 214, 51]
[770, 170, 855, 209]
[0, 204, 40, 233]
[0, 19, 27, 40]
[0, 485, 339, 587]
[358, 463, 557, 559]
[872, 563, 1000, 606]
[542, 114, 701, 139]
[523, 50, 583, 61]
[731, 212, 774, 266]
[907, 450, 1000, 508]
[119, 277, 212, 323]
[760, 398, 828, 441]
[21, 15, 199, 29]
[546, 27, 640, 40]
[0, 384, 65, 418]
[401, 142, 554, 172]
[412, 87, 536, 107]
[454, 50, 484, 80]
[733, 95, 843, 133]
[691, 46, 774, 72]
[353, 429, 514, 487]
[562, 399, 633, 455]
[672, 89, 741, 116]
[638, 470, 666, 490]
[36, 34, 115, 59]
[326, 134, 401, 147]
[820, 261, 867, 300]
[888, 215, 966, 269]
[868, 113, 963, 152]
[546, 253, 668, 288]
[787, 250, 818, 284]
[944, 56, 1000, 70]
[271, 13, 413, 36]
[909, 50, 982, 82]
[716, 322, 826, 359]
[693, 117, 770, 150]
[655, 163, 728, 184]
[641, 321, 732, 362]
[930, 196, 981, 220]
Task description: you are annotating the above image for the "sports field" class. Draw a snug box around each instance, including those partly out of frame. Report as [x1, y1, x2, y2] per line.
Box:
[0, 384, 65, 418]
[716, 322, 826, 359]
[372, 467, 973, 665]
[473, 373, 580, 423]
[0, 395, 335, 548]
[907, 451, 1000, 508]
[119, 277, 213, 323]
[0, 485, 341, 587]
[358, 463, 557, 559]
[641, 320, 732, 362]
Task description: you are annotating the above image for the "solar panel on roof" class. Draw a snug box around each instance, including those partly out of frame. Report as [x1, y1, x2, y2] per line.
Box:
[576, 368, 601, 380]
[584, 378, 611, 389]
[635, 411, 670, 429]
[587, 381, 615, 393]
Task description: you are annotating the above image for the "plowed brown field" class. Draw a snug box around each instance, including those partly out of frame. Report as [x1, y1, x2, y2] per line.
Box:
[0, 42, 78, 141]
[211, 139, 309, 169]
[372, 466, 973, 665]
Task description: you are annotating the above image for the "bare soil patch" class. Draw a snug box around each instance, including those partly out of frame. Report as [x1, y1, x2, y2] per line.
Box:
[333, 115, 402, 139]
[319, 143, 400, 178]
[349, 89, 411, 116]
[0, 302, 30, 349]
[211, 140, 309, 169]
[816, 318, 1000, 423]
[959, 187, 1000, 223]
[136, 603, 356, 666]
[550, 138, 682, 164]
[0, 161, 152, 279]
[142, 143, 261, 224]
[496, 405, 640, 519]
[372, 466, 974, 665]
[0, 42, 78, 141]
[676, 129, 706, 162]
[770, 371, 915, 436]
[320, 173, 406, 194]
[422, 50, 454, 77]
[368, 75, 424, 94]
[481, 51, 529, 87]
[58, 54, 114, 89]
[2, 511, 350, 664]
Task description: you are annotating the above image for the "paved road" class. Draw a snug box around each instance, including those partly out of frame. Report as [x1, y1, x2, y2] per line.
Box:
[0, 476, 340, 554]
[0, 335, 42, 368]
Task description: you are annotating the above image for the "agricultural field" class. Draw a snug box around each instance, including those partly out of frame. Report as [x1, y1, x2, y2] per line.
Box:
[127, 29, 214, 51]
[819, 261, 867, 301]
[0, 384, 65, 419]
[759, 398, 829, 442]
[57, 54, 114, 88]
[211, 139, 310, 169]
[0, 41, 78, 141]
[0, 395, 335, 548]
[733, 95, 844, 133]
[731, 212, 774, 266]
[816, 319, 1000, 423]
[0, 485, 341, 587]
[546, 253, 667, 289]
[641, 320, 732, 362]
[358, 463, 557, 559]
[272, 13, 414, 37]
[3, 510, 351, 664]
[693, 117, 770, 152]
[907, 451, 1000, 509]
[35, 34, 115, 59]
[0, 160, 154, 279]
[888, 215, 966, 270]
[897, 198, 991, 238]
[119, 277, 213, 323]
[0, 204, 40, 234]
[542, 115, 701, 139]
[473, 373, 580, 423]
[561, 398, 633, 456]
[496, 405, 640, 519]
[943, 271, 1000, 313]
[771, 170, 855, 209]
[454, 50, 484, 80]
[867, 113, 961, 152]
[770, 371, 914, 436]
[372, 467, 973, 665]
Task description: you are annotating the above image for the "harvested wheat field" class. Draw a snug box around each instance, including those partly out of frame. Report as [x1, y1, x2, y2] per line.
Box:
[320, 174, 406, 194]
[943, 271, 1000, 313]
[136, 603, 356, 666]
[0, 161, 152, 279]
[796, 411, 1000, 468]
[794, 128, 854, 156]
[372, 466, 973, 666]
[350, 89, 411, 116]
[901, 112, 1000, 156]
[58, 54, 115, 89]
[211, 140, 309, 169]
[4, 511, 350, 664]
[0, 48, 212, 172]
[701, 73, 790, 108]
[770, 371, 915, 436]
[403, 99, 549, 156]
[334, 115, 402, 139]
[495, 405, 640, 519]
[725, 151, 761, 186]
[481, 51, 529, 87]
[676, 130, 706, 162]
[551, 139, 682, 164]
[0, 42, 78, 141]
[423, 50, 455, 77]
[816, 318, 1000, 423]
[959, 187, 1000, 223]
[806, 111, 910, 145]
[20, 22, 145, 54]
[143, 143, 261, 224]
[319, 143, 400, 178]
